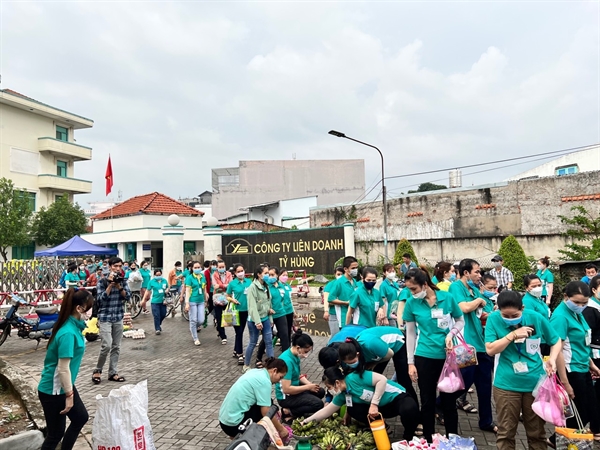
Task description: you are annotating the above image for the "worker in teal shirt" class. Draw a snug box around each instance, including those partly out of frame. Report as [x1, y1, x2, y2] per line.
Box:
[227, 263, 252, 363]
[535, 256, 554, 305]
[347, 267, 383, 328]
[323, 267, 344, 336]
[522, 274, 550, 319]
[380, 263, 402, 327]
[139, 261, 151, 314]
[279, 269, 295, 347]
[257, 267, 291, 361]
[485, 290, 561, 450]
[449, 258, 495, 433]
[141, 269, 170, 334]
[328, 256, 359, 329]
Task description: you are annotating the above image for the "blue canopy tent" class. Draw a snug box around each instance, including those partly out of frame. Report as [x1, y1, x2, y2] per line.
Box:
[34, 236, 118, 257]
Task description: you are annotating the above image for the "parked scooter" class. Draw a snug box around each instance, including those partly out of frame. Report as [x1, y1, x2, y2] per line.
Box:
[0, 294, 59, 347]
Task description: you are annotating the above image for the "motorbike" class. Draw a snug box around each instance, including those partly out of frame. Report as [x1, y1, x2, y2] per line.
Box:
[0, 294, 59, 348]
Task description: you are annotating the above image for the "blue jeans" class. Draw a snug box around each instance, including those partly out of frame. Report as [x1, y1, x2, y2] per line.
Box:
[151, 303, 167, 332]
[245, 319, 273, 366]
[189, 302, 205, 341]
[460, 352, 494, 428]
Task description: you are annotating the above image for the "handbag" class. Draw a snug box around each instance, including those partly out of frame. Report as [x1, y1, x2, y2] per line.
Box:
[555, 403, 594, 450]
[532, 374, 566, 426]
[221, 302, 240, 328]
[437, 351, 465, 393]
[451, 332, 478, 369]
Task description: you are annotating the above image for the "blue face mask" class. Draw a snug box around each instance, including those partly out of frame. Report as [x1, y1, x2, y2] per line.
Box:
[218, 268, 226, 274]
[155, 275, 162, 280]
[449, 273, 457, 282]
[566, 299, 586, 314]
[193, 269, 202, 275]
[482, 290, 495, 299]
[502, 316, 522, 326]
[262, 273, 270, 282]
[467, 280, 479, 290]
[267, 276, 277, 285]
[346, 360, 359, 369]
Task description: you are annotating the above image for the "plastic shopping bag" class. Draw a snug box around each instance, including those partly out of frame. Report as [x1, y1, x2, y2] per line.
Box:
[451, 332, 478, 369]
[221, 303, 239, 328]
[531, 374, 565, 426]
[214, 293, 228, 306]
[92, 379, 156, 450]
[437, 351, 465, 393]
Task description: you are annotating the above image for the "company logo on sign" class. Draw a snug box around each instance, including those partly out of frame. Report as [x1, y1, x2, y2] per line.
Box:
[226, 239, 253, 255]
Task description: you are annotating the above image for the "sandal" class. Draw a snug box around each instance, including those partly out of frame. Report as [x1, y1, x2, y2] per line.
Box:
[480, 422, 498, 434]
[415, 424, 424, 437]
[108, 374, 126, 382]
[456, 398, 478, 414]
[238, 356, 245, 365]
[92, 369, 102, 385]
[255, 360, 264, 369]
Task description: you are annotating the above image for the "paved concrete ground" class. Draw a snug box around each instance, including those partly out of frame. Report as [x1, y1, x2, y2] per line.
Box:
[0, 311, 560, 450]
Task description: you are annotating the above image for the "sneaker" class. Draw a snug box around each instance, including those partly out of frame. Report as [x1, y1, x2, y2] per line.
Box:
[221, 339, 227, 345]
[155, 330, 161, 335]
[194, 339, 201, 346]
[242, 365, 251, 373]
[142, 310, 150, 315]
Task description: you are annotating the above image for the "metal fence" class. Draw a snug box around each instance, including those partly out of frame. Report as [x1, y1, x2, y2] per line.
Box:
[0, 259, 70, 294]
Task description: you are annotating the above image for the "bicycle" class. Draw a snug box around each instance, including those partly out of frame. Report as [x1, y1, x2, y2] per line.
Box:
[126, 291, 142, 319]
[164, 287, 189, 320]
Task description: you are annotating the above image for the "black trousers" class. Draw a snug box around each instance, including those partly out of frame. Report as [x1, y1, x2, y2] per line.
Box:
[38, 387, 89, 450]
[374, 345, 419, 406]
[257, 316, 290, 360]
[286, 312, 294, 338]
[234, 311, 249, 356]
[415, 355, 464, 442]
[348, 393, 419, 440]
[278, 389, 325, 418]
[219, 404, 264, 437]
[214, 304, 227, 340]
[592, 358, 600, 433]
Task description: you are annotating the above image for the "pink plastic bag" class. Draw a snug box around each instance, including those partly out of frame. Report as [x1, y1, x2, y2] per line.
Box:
[532, 374, 566, 426]
[437, 351, 465, 393]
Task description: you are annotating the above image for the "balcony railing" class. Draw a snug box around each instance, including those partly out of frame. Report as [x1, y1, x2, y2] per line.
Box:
[38, 137, 92, 161]
[38, 174, 92, 194]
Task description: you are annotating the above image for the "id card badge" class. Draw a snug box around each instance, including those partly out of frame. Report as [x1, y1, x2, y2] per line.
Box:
[244, 288, 248, 295]
[158, 289, 164, 294]
[374, 301, 380, 312]
[586, 329, 592, 346]
[431, 308, 444, 319]
[345, 394, 353, 407]
[513, 361, 529, 373]
[198, 288, 202, 296]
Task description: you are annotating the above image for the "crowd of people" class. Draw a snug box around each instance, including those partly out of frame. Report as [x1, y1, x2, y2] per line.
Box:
[37, 253, 600, 450]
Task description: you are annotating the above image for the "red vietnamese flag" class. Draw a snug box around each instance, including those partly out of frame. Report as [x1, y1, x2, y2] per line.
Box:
[105, 155, 113, 196]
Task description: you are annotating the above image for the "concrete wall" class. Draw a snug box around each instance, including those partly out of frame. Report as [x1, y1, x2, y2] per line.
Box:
[312, 170, 600, 263]
[213, 159, 365, 219]
[508, 146, 600, 181]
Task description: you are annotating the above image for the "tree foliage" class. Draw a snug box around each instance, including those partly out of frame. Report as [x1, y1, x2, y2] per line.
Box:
[407, 182, 448, 194]
[557, 205, 600, 261]
[497, 235, 531, 290]
[32, 195, 88, 246]
[393, 239, 419, 266]
[0, 178, 34, 261]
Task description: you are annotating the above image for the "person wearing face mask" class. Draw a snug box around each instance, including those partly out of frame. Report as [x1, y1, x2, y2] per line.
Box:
[582, 264, 598, 285]
[243, 265, 274, 373]
[77, 262, 89, 285]
[167, 261, 185, 295]
[256, 267, 291, 364]
[184, 261, 207, 346]
[522, 275, 550, 319]
[65, 263, 81, 288]
[219, 357, 290, 442]
[141, 269, 170, 335]
[480, 274, 498, 304]
[126, 262, 143, 295]
[38, 288, 94, 450]
[227, 264, 252, 364]
[323, 266, 344, 336]
[212, 260, 232, 345]
[138, 261, 151, 315]
[86, 258, 97, 274]
[302, 366, 419, 440]
[535, 257, 554, 306]
[278, 270, 295, 342]
[380, 263, 401, 327]
[402, 267, 465, 442]
[490, 255, 514, 291]
[552, 281, 600, 443]
[434, 262, 456, 292]
[448, 259, 495, 425]
[346, 267, 383, 328]
[485, 290, 561, 450]
[327, 257, 359, 331]
[276, 330, 324, 421]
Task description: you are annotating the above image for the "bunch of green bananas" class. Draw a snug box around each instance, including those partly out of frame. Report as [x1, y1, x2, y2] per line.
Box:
[291, 418, 316, 437]
[320, 430, 347, 450]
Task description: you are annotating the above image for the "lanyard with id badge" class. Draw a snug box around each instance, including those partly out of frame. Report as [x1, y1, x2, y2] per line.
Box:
[512, 327, 530, 374]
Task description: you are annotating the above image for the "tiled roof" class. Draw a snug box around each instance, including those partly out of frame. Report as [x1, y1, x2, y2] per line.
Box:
[92, 192, 204, 220]
[561, 194, 600, 202]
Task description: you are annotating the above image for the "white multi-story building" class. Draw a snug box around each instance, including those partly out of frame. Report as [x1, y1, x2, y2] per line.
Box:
[0, 89, 94, 259]
[507, 145, 600, 180]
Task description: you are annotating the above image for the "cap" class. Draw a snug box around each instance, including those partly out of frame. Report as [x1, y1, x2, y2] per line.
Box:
[491, 255, 503, 262]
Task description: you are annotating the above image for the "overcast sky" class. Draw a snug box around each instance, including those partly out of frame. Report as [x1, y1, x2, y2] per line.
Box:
[2, 1, 599, 206]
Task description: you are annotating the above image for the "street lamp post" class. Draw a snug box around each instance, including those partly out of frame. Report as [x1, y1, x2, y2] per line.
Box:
[328, 130, 389, 263]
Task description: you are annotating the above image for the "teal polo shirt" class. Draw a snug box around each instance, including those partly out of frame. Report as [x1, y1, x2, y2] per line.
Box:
[485, 309, 559, 392]
[268, 284, 287, 319]
[332, 371, 405, 407]
[185, 273, 206, 303]
[38, 316, 86, 395]
[324, 279, 339, 315]
[349, 284, 382, 328]
[550, 301, 592, 373]
[448, 280, 487, 353]
[281, 283, 294, 315]
[219, 368, 272, 426]
[275, 349, 301, 400]
[328, 275, 358, 328]
[379, 279, 401, 319]
[522, 292, 550, 319]
[356, 326, 405, 363]
[536, 269, 554, 297]
[139, 267, 151, 289]
[403, 290, 463, 359]
[227, 277, 251, 312]
[148, 278, 169, 303]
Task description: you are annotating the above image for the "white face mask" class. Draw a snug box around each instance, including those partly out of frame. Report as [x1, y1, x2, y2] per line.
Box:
[493, 261, 502, 268]
[529, 287, 543, 298]
[386, 272, 396, 280]
[413, 290, 427, 300]
[536, 264, 543, 271]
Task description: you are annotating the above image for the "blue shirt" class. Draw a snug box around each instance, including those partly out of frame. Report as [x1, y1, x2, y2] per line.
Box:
[97, 277, 131, 322]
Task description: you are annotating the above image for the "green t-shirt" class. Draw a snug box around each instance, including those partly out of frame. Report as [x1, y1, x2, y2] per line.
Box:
[65, 272, 80, 286]
[449, 280, 487, 353]
[275, 348, 301, 400]
[38, 316, 86, 395]
[268, 284, 287, 319]
[485, 309, 559, 392]
[550, 301, 592, 373]
[174, 269, 184, 287]
[324, 279, 339, 315]
[147, 277, 169, 303]
[226, 277, 251, 312]
[379, 279, 401, 319]
[536, 269, 554, 297]
[349, 284, 382, 328]
[139, 267, 151, 289]
[399, 288, 412, 302]
[78, 270, 87, 281]
[219, 368, 272, 426]
[185, 273, 206, 303]
[281, 283, 294, 315]
[332, 371, 405, 407]
[356, 326, 405, 363]
[403, 290, 463, 359]
[522, 292, 550, 320]
[328, 276, 358, 328]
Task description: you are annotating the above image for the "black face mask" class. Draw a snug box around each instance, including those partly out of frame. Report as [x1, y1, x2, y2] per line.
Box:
[364, 281, 376, 290]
